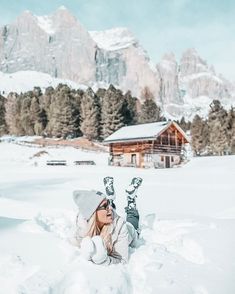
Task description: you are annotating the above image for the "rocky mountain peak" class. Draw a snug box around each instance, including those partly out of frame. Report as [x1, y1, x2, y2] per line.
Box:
[90, 27, 137, 51]
[180, 48, 208, 77]
[52, 6, 78, 28]
[15, 10, 37, 26]
[158, 52, 178, 72]
[162, 52, 176, 62]
[18, 10, 34, 19]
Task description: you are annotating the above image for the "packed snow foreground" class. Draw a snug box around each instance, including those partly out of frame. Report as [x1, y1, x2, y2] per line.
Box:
[0, 138, 235, 294]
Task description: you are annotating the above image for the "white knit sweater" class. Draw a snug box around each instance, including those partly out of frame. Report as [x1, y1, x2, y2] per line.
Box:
[75, 212, 138, 265]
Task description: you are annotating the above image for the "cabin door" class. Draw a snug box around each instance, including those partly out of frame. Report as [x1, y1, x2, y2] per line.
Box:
[165, 156, 170, 168]
[131, 154, 137, 165]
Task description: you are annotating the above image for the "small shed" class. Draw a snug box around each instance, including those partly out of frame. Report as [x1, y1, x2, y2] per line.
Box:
[103, 121, 190, 168]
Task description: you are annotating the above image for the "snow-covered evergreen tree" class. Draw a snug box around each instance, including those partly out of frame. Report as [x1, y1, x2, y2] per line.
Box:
[5, 93, 22, 135]
[178, 116, 191, 131]
[101, 85, 125, 139]
[30, 96, 47, 135]
[0, 95, 7, 135]
[20, 93, 34, 135]
[190, 114, 208, 155]
[226, 107, 235, 154]
[208, 100, 229, 155]
[46, 84, 78, 138]
[141, 86, 155, 100]
[80, 88, 100, 140]
[122, 90, 138, 126]
[139, 97, 161, 123]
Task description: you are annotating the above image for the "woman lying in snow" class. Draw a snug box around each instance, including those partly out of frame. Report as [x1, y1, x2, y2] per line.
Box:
[73, 177, 143, 265]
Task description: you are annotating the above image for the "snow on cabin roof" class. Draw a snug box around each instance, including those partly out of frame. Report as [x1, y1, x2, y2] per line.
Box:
[104, 121, 171, 143]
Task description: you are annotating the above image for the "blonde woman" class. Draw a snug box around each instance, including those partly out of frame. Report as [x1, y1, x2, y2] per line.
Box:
[73, 177, 142, 265]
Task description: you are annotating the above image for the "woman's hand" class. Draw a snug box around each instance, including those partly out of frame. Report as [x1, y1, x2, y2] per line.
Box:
[80, 235, 108, 264]
[80, 236, 95, 261]
[91, 236, 108, 264]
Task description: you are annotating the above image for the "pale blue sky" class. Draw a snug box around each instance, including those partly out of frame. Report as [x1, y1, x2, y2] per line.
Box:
[0, 0, 234, 80]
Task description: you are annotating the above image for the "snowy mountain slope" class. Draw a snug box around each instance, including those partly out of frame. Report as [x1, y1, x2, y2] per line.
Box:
[158, 49, 234, 120]
[0, 8, 234, 120]
[0, 68, 232, 122]
[0, 8, 159, 101]
[0, 71, 86, 95]
[0, 140, 235, 293]
[90, 27, 160, 100]
[90, 27, 137, 51]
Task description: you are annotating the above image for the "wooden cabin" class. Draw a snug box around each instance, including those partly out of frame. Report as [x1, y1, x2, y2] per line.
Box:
[104, 121, 190, 168]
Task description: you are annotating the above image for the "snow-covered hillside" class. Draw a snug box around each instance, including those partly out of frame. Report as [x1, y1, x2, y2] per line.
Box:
[0, 71, 86, 96]
[0, 139, 235, 293]
[89, 27, 137, 51]
[0, 68, 233, 122]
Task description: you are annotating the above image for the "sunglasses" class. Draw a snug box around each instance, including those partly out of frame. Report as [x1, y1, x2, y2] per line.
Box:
[96, 201, 112, 211]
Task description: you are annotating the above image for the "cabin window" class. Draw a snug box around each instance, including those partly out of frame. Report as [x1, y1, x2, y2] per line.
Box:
[113, 154, 123, 160]
[161, 156, 164, 162]
[162, 136, 168, 145]
[171, 156, 174, 162]
[145, 154, 152, 162]
[170, 136, 175, 145]
[131, 154, 137, 164]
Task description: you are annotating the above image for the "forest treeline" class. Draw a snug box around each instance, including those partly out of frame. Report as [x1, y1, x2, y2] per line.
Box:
[0, 84, 163, 140]
[189, 100, 235, 156]
[0, 84, 234, 156]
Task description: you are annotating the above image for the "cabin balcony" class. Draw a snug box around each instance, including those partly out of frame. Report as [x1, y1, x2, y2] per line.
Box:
[146, 145, 182, 154]
[110, 144, 182, 155]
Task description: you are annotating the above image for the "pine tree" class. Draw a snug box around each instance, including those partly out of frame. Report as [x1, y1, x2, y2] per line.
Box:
[122, 90, 138, 126]
[70, 88, 84, 137]
[208, 100, 229, 155]
[39, 86, 54, 136]
[101, 85, 125, 139]
[46, 84, 78, 138]
[96, 88, 106, 102]
[190, 115, 208, 155]
[80, 88, 100, 140]
[141, 86, 154, 100]
[20, 94, 34, 135]
[30, 96, 47, 135]
[177, 117, 191, 132]
[226, 107, 235, 154]
[0, 95, 7, 135]
[139, 97, 161, 123]
[33, 87, 42, 98]
[5, 93, 23, 135]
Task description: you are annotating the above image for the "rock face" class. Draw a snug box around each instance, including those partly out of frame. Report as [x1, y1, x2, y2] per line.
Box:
[0, 8, 234, 119]
[157, 53, 182, 105]
[0, 9, 160, 99]
[180, 48, 208, 77]
[179, 48, 230, 100]
[153, 49, 232, 119]
[90, 28, 161, 99]
[0, 7, 96, 84]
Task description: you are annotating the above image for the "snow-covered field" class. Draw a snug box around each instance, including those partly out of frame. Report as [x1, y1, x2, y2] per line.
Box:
[0, 140, 235, 294]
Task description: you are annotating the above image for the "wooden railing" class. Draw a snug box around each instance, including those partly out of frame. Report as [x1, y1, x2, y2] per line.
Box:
[111, 144, 182, 154]
[146, 145, 182, 154]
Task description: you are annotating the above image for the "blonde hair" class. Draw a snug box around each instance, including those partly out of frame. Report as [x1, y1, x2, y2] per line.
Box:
[86, 211, 113, 255]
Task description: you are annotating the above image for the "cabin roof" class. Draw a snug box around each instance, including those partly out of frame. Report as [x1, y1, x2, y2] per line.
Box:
[104, 121, 189, 143]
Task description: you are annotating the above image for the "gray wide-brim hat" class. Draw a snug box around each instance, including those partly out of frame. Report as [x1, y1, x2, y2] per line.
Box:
[73, 190, 106, 221]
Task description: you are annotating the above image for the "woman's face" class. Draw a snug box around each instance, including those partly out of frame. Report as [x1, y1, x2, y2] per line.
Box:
[96, 199, 113, 227]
